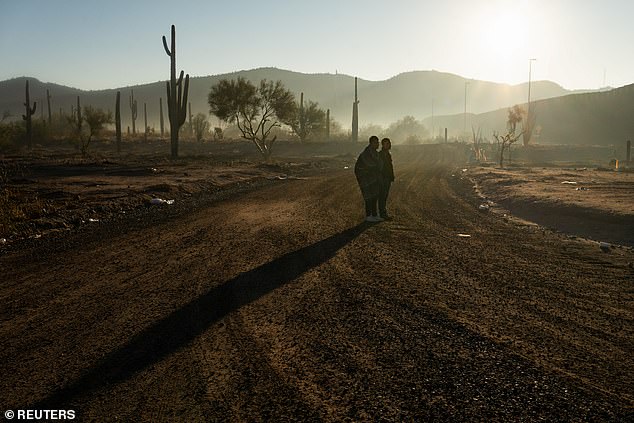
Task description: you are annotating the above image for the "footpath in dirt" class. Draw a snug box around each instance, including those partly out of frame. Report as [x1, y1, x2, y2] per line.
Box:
[1, 146, 632, 421]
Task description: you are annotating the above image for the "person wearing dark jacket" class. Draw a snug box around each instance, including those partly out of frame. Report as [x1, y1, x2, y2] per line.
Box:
[378, 137, 394, 219]
[354, 135, 383, 222]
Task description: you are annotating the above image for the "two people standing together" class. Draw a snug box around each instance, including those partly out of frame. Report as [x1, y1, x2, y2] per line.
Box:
[354, 135, 395, 222]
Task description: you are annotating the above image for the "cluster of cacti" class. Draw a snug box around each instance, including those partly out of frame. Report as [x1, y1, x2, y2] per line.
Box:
[22, 81, 37, 149]
[115, 91, 122, 152]
[163, 24, 189, 158]
[352, 77, 359, 142]
[129, 90, 138, 134]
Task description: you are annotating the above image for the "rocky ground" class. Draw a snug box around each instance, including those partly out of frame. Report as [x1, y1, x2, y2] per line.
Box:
[1, 143, 632, 421]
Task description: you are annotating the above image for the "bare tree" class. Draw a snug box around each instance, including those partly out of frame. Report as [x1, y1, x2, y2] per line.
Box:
[493, 105, 524, 167]
[471, 126, 483, 161]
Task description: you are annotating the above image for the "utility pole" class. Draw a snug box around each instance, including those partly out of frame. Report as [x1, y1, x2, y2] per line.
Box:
[352, 77, 359, 142]
[527, 58, 537, 143]
[431, 98, 434, 141]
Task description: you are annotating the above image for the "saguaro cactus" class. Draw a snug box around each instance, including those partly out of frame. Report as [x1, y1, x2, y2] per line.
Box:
[299, 92, 306, 140]
[188, 102, 193, 138]
[22, 80, 37, 149]
[74, 96, 82, 134]
[326, 109, 330, 142]
[46, 89, 52, 126]
[129, 90, 138, 135]
[159, 97, 165, 138]
[115, 91, 122, 153]
[162, 24, 190, 158]
[352, 77, 359, 142]
[144, 103, 148, 140]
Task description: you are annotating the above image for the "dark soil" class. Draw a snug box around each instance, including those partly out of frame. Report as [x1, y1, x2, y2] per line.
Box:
[1, 144, 632, 421]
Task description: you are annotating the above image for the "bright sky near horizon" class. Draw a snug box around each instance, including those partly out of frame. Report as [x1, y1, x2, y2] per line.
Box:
[1, 0, 633, 91]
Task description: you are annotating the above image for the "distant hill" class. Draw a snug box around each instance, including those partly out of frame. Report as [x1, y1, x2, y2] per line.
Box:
[424, 83, 634, 146]
[0, 68, 583, 131]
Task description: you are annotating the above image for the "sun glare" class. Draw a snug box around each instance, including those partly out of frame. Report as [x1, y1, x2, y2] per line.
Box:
[463, 1, 542, 84]
[480, 9, 529, 57]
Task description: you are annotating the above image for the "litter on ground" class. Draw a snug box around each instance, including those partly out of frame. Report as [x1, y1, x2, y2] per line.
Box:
[150, 198, 175, 205]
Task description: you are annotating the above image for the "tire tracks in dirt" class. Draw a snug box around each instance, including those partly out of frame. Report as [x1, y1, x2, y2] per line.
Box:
[1, 147, 632, 420]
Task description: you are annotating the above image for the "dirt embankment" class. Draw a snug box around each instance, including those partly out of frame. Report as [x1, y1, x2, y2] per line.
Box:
[468, 165, 634, 247]
[1, 144, 632, 421]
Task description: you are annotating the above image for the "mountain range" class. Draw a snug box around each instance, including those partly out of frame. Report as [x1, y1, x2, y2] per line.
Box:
[1, 67, 631, 147]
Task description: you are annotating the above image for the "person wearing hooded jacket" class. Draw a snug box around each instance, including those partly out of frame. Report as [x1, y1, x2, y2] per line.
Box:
[378, 137, 395, 219]
[354, 135, 383, 222]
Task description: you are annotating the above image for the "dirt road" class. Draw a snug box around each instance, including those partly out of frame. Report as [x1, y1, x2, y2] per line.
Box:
[1, 147, 632, 421]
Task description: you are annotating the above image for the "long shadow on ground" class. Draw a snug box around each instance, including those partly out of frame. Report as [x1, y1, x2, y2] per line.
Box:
[29, 222, 370, 409]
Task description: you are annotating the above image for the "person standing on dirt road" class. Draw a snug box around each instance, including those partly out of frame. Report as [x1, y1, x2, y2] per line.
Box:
[378, 137, 395, 220]
[355, 135, 383, 222]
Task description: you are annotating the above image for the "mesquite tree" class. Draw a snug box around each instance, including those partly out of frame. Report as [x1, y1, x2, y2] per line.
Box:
[288, 92, 326, 142]
[208, 77, 294, 161]
[162, 24, 189, 158]
[80, 106, 113, 156]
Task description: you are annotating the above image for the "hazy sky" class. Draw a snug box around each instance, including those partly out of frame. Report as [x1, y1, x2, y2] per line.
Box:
[2, 0, 633, 90]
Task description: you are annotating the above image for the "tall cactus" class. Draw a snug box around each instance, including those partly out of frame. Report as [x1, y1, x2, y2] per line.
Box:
[115, 91, 122, 153]
[129, 90, 138, 135]
[162, 24, 189, 158]
[75, 96, 82, 134]
[22, 80, 37, 149]
[299, 92, 306, 141]
[351, 77, 359, 142]
[159, 97, 164, 138]
[326, 109, 330, 142]
[188, 102, 193, 138]
[144, 102, 148, 140]
[46, 89, 52, 126]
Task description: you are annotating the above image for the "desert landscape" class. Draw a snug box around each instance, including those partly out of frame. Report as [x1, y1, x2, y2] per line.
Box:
[3, 1, 634, 421]
[1, 140, 632, 421]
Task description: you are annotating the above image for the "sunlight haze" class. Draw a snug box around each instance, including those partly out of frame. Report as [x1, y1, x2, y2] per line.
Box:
[1, 0, 632, 90]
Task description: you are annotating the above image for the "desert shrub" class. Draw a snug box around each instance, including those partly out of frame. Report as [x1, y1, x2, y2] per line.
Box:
[0, 122, 24, 150]
[359, 123, 385, 142]
[404, 134, 424, 145]
[385, 115, 429, 144]
[192, 113, 210, 142]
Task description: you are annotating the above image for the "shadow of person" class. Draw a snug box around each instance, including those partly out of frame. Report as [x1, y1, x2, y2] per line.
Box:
[29, 222, 370, 409]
